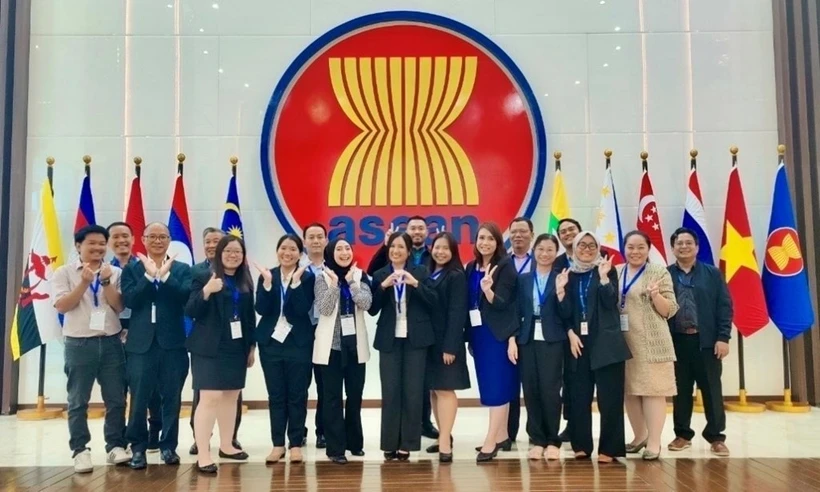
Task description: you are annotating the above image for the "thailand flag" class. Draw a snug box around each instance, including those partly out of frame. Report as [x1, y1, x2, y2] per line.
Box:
[73, 173, 96, 233]
[682, 168, 714, 264]
[168, 173, 194, 265]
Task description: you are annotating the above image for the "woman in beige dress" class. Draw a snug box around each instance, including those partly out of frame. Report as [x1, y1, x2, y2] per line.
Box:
[619, 231, 678, 460]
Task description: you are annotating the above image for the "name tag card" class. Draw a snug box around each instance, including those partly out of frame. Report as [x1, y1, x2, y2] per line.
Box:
[151, 304, 157, 324]
[580, 321, 589, 336]
[230, 319, 243, 339]
[341, 315, 356, 337]
[469, 309, 482, 327]
[272, 316, 292, 343]
[90, 310, 106, 331]
[395, 318, 408, 338]
[620, 314, 629, 332]
[534, 319, 545, 341]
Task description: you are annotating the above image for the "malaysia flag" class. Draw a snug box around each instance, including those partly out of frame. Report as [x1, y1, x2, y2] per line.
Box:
[168, 172, 194, 265]
[682, 166, 714, 264]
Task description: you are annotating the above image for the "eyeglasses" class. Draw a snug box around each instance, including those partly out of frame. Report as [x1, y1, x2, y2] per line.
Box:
[674, 241, 696, 247]
[144, 235, 170, 242]
[223, 249, 244, 256]
[576, 242, 597, 251]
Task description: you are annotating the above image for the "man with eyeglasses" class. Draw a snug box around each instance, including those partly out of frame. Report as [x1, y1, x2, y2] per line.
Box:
[121, 222, 193, 469]
[107, 221, 162, 453]
[666, 227, 732, 457]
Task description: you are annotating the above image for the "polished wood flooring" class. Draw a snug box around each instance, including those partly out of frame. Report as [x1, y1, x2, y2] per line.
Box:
[2, 458, 819, 491]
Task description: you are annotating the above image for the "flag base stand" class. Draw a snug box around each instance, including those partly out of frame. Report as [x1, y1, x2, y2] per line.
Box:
[724, 390, 765, 413]
[765, 389, 811, 413]
[17, 396, 63, 421]
[179, 405, 192, 418]
[242, 404, 249, 415]
[62, 408, 106, 419]
[693, 390, 705, 413]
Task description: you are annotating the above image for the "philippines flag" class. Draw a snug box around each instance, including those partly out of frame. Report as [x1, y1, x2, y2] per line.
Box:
[168, 172, 194, 265]
[682, 167, 714, 264]
[594, 164, 625, 265]
[73, 171, 96, 233]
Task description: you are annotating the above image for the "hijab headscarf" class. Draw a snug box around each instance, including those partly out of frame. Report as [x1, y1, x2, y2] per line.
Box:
[323, 238, 353, 282]
[570, 231, 602, 274]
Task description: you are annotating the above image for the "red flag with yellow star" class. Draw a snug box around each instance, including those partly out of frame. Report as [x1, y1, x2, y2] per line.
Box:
[719, 165, 769, 336]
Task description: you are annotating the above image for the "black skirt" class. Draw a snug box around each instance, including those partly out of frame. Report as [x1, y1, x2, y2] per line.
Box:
[191, 336, 247, 391]
[426, 344, 471, 391]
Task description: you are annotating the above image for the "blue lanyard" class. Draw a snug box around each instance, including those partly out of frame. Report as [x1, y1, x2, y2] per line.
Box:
[280, 278, 288, 317]
[430, 269, 444, 281]
[533, 272, 549, 314]
[89, 274, 102, 307]
[411, 249, 425, 266]
[516, 254, 532, 274]
[620, 264, 647, 309]
[578, 274, 591, 320]
[224, 277, 240, 319]
[390, 265, 405, 313]
[470, 268, 483, 309]
[110, 256, 136, 268]
[340, 283, 353, 315]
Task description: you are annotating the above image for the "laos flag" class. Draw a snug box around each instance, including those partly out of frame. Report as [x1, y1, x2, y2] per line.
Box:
[168, 172, 194, 266]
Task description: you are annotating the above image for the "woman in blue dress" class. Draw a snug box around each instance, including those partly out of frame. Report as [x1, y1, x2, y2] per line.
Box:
[465, 222, 520, 463]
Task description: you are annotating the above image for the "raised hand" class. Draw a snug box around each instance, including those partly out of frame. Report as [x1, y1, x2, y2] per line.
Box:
[480, 265, 497, 293]
[401, 269, 419, 287]
[137, 253, 158, 277]
[345, 262, 359, 283]
[253, 261, 272, 286]
[203, 272, 224, 295]
[555, 268, 569, 291]
[381, 271, 401, 289]
[598, 255, 612, 278]
[324, 268, 339, 288]
[646, 281, 660, 298]
[291, 264, 307, 284]
[158, 253, 178, 277]
[99, 263, 113, 281]
[80, 263, 96, 285]
[383, 222, 395, 246]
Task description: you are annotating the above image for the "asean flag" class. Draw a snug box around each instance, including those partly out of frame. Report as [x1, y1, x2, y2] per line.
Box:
[719, 165, 769, 337]
[168, 173, 194, 265]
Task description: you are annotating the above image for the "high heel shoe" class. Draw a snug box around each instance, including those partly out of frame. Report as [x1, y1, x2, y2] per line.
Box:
[197, 463, 218, 474]
[476, 448, 497, 463]
[439, 452, 453, 463]
[475, 438, 512, 453]
[626, 439, 648, 454]
[642, 448, 660, 461]
[426, 436, 454, 453]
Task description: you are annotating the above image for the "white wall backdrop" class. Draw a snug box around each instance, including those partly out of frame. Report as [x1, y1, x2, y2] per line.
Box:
[19, 0, 784, 405]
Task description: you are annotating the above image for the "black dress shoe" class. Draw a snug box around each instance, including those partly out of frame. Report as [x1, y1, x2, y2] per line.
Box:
[316, 435, 327, 449]
[476, 450, 497, 463]
[397, 451, 410, 461]
[439, 452, 453, 463]
[474, 439, 512, 453]
[426, 435, 453, 453]
[129, 451, 147, 470]
[161, 449, 180, 465]
[384, 451, 398, 461]
[232, 439, 243, 451]
[197, 463, 218, 474]
[189, 443, 198, 455]
[421, 423, 440, 440]
[218, 450, 249, 460]
[350, 449, 365, 457]
[559, 428, 571, 443]
[330, 455, 348, 465]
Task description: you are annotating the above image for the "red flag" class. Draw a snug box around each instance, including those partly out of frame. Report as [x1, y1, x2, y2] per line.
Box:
[636, 170, 667, 264]
[719, 165, 769, 336]
[125, 169, 146, 256]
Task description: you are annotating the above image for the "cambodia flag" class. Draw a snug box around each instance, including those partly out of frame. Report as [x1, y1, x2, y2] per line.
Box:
[762, 161, 815, 340]
[73, 173, 96, 233]
[682, 167, 714, 265]
[168, 173, 194, 265]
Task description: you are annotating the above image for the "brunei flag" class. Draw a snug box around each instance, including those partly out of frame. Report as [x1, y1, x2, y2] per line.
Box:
[168, 172, 194, 265]
[73, 170, 96, 232]
[719, 164, 769, 337]
[10, 180, 65, 359]
[547, 158, 570, 243]
[762, 161, 815, 340]
[220, 169, 244, 239]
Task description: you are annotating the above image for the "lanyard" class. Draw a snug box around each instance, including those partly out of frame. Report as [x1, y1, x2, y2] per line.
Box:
[224, 277, 240, 319]
[280, 278, 289, 318]
[390, 265, 405, 314]
[340, 283, 353, 315]
[578, 274, 591, 320]
[620, 264, 647, 309]
[430, 269, 444, 281]
[534, 272, 549, 311]
[516, 254, 532, 274]
[411, 249, 425, 266]
[89, 274, 102, 307]
[110, 256, 136, 268]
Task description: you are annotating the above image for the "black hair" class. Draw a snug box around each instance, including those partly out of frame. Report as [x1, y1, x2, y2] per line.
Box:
[431, 232, 464, 272]
[557, 218, 582, 232]
[670, 227, 700, 247]
[533, 233, 560, 251]
[106, 221, 132, 233]
[302, 222, 327, 238]
[624, 230, 652, 248]
[509, 216, 534, 232]
[473, 222, 507, 267]
[387, 232, 413, 260]
[75, 224, 109, 244]
[277, 233, 304, 253]
[406, 215, 427, 224]
[201, 226, 225, 239]
[212, 235, 253, 293]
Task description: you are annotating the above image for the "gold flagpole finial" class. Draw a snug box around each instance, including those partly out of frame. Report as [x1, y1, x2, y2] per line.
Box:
[177, 153, 186, 163]
[134, 156, 142, 166]
[777, 144, 786, 155]
[604, 149, 613, 158]
[553, 151, 562, 160]
[729, 146, 739, 156]
[230, 156, 239, 166]
[46, 156, 55, 166]
[690, 149, 698, 158]
[82, 155, 92, 165]
[640, 151, 649, 160]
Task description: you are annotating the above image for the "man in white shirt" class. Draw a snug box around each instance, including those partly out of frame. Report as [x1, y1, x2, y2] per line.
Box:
[508, 217, 534, 446]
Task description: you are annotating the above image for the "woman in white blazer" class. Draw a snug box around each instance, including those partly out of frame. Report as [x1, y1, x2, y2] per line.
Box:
[313, 238, 372, 464]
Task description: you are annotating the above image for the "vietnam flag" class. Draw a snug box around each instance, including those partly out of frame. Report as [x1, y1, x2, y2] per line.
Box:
[125, 162, 146, 256]
[719, 163, 769, 337]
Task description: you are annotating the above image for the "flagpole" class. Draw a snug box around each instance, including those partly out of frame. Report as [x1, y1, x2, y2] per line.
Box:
[554, 151, 561, 172]
[228, 155, 249, 417]
[17, 157, 63, 421]
[765, 144, 811, 413]
[686, 149, 706, 413]
[723, 145, 766, 413]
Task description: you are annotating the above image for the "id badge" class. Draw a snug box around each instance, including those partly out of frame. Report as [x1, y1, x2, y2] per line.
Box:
[90, 310, 106, 331]
[580, 321, 589, 336]
[620, 314, 629, 332]
[272, 316, 292, 342]
[230, 319, 242, 339]
[151, 303, 157, 324]
[469, 309, 482, 327]
[533, 319, 545, 341]
[341, 315, 356, 336]
[396, 318, 408, 338]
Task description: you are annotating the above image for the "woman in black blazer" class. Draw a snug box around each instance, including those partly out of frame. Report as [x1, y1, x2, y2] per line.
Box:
[185, 235, 256, 473]
[514, 233, 568, 461]
[253, 234, 315, 464]
[423, 232, 470, 462]
[465, 222, 519, 463]
[369, 232, 438, 460]
[557, 231, 632, 463]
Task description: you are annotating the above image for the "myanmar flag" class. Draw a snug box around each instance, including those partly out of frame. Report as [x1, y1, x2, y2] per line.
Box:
[547, 165, 570, 237]
[10, 179, 65, 359]
[719, 165, 769, 337]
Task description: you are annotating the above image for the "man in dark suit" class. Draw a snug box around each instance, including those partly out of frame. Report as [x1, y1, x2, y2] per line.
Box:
[187, 227, 245, 455]
[367, 216, 438, 440]
[121, 222, 192, 469]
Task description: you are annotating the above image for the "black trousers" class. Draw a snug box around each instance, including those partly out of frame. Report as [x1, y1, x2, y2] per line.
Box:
[569, 351, 625, 458]
[562, 343, 573, 427]
[379, 339, 427, 452]
[190, 390, 242, 441]
[320, 348, 366, 457]
[312, 364, 325, 437]
[64, 335, 128, 454]
[125, 342, 189, 453]
[520, 341, 563, 448]
[259, 348, 312, 448]
[672, 333, 726, 443]
[124, 363, 162, 440]
[508, 383, 521, 441]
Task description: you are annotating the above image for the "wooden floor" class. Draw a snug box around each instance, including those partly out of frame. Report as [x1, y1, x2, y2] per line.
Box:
[2, 458, 819, 491]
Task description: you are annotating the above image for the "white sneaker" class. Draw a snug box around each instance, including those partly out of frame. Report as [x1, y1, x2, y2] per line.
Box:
[74, 449, 93, 473]
[107, 446, 133, 465]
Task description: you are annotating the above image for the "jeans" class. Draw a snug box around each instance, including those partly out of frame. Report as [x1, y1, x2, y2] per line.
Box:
[64, 335, 128, 454]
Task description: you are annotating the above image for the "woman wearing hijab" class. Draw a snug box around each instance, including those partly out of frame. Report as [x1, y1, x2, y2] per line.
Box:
[313, 238, 372, 464]
[514, 233, 567, 461]
[557, 231, 631, 463]
[423, 232, 470, 462]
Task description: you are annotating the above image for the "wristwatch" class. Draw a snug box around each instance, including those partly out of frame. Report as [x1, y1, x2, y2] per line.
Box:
[100, 278, 111, 286]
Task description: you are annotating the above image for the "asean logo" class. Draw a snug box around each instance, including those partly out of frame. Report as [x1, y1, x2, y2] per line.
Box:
[261, 11, 546, 260]
[765, 227, 805, 277]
